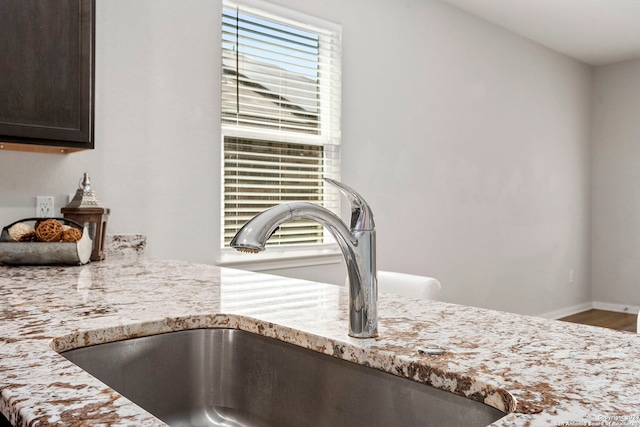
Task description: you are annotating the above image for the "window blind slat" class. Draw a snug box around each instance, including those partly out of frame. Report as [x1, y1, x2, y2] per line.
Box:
[224, 196, 340, 203]
[225, 148, 324, 158]
[221, 118, 319, 134]
[221, 44, 338, 70]
[222, 11, 320, 46]
[225, 168, 326, 177]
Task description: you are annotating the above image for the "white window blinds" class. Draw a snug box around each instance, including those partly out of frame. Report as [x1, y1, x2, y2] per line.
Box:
[221, 0, 342, 249]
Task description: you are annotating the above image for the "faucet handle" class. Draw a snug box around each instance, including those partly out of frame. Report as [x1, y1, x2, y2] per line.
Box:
[325, 178, 375, 230]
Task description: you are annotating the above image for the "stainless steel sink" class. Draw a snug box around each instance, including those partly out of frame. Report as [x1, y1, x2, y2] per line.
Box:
[60, 329, 506, 427]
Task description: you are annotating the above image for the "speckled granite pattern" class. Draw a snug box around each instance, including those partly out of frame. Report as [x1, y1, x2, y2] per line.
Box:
[103, 234, 146, 258]
[1, 259, 640, 426]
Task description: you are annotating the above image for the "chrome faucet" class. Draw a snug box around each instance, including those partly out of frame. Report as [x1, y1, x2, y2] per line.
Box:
[230, 178, 378, 338]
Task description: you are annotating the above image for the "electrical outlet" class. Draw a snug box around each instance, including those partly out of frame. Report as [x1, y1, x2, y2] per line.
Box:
[36, 196, 54, 218]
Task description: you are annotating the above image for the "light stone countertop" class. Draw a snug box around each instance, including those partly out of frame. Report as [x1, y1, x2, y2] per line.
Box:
[1, 257, 639, 426]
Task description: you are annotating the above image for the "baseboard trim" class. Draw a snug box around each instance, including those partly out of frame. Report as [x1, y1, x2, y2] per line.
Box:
[537, 302, 593, 320]
[537, 301, 640, 319]
[592, 301, 640, 315]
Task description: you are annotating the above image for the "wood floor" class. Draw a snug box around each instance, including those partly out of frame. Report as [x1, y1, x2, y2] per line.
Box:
[559, 309, 637, 333]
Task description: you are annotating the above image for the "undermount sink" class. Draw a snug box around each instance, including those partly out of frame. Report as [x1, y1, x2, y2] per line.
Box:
[60, 329, 506, 427]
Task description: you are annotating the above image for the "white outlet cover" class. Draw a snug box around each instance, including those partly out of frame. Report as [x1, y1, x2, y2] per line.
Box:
[36, 196, 54, 218]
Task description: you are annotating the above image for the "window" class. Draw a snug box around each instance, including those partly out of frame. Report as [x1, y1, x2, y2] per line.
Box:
[221, 0, 342, 250]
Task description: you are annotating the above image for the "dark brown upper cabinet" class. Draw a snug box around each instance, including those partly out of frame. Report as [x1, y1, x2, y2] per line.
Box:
[0, 0, 95, 154]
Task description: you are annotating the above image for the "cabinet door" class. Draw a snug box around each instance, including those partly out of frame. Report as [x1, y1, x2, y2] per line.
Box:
[0, 0, 95, 150]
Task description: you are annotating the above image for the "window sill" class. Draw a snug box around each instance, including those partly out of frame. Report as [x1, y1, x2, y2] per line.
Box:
[217, 245, 342, 271]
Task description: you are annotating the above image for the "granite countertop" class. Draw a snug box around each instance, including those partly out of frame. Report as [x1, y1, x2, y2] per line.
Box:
[1, 257, 639, 426]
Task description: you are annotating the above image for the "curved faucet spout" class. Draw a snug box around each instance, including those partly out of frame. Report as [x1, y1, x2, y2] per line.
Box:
[230, 180, 378, 338]
[230, 202, 352, 254]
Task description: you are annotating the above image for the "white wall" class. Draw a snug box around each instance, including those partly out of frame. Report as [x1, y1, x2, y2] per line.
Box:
[0, 0, 221, 264]
[288, 0, 593, 315]
[591, 58, 640, 308]
[0, 0, 593, 315]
